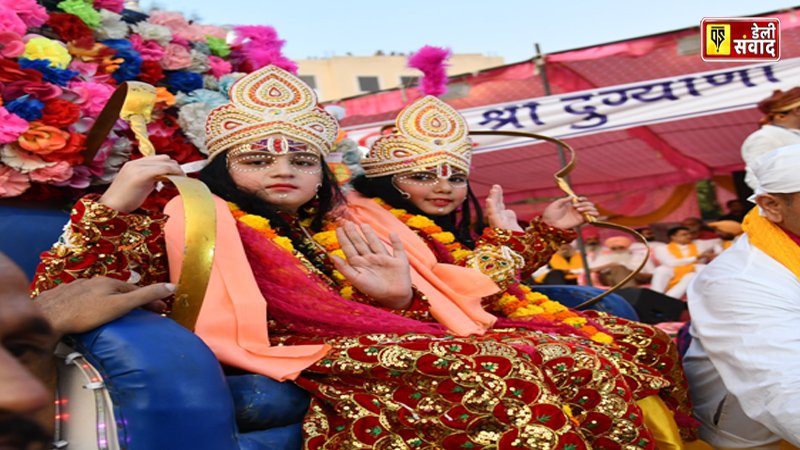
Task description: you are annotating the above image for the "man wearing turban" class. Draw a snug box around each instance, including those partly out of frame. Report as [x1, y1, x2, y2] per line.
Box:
[684, 145, 800, 448]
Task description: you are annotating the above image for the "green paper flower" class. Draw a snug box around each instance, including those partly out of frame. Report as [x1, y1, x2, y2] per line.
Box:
[206, 36, 231, 58]
[57, 0, 102, 29]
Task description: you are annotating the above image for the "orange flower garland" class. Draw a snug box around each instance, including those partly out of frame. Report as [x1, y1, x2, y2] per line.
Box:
[228, 203, 357, 300]
[373, 198, 614, 344]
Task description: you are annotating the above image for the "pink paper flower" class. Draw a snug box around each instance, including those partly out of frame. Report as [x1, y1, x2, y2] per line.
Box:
[67, 81, 115, 117]
[194, 24, 228, 40]
[0, 163, 29, 196]
[93, 0, 124, 13]
[0, 8, 27, 36]
[130, 34, 165, 61]
[68, 59, 99, 78]
[0, 0, 47, 28]
[0, 107, 29, 144]
[208, 55, 232, 78]
[29, 160, 73, 183]
[148, 11, 205, 42]
[54, 164, 90, 189]
[0, 31, 23, 58]
[161, 42, 192, 70]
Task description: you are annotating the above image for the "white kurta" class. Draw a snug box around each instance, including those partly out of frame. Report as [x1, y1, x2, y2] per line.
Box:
[741, 125, 800, 189]
[684, 234, 800, 448]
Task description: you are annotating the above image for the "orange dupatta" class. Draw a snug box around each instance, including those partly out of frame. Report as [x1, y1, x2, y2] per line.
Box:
[344, 193, 500, 336]
[164, 195, 330, 381]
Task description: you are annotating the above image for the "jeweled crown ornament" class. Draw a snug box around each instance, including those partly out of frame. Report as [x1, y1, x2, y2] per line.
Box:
[205, 65, 339, 158]
[361, 95, 472, 178]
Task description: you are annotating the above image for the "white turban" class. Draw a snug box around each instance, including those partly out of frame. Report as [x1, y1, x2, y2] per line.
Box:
[747, 144, 800, 203]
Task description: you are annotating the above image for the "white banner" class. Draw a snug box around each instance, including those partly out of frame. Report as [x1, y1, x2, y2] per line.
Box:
[345, 57, 800, 154]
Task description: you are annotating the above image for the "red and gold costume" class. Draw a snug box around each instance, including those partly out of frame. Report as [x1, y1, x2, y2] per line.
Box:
[31, 70, 688, 449]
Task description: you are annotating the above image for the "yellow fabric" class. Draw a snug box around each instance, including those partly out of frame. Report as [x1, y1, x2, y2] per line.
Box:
[714, 442, 798, 450]
[684, 439, 714, 450]
[637, 396, 684, 450]
[666, 242, 698, 289]
[538, 253, 582, 283]
[780, 441, 800, 450]
[742, 208, 800, 280]
[722, 240, 733, 250]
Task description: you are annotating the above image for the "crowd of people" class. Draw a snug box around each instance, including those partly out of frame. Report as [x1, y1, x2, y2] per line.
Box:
[4, 67, 800, 449]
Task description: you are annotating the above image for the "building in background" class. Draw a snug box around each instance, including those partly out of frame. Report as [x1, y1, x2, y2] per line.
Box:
[297, 53, 504, 102]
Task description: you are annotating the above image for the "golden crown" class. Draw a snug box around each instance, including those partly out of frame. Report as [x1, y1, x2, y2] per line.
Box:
[361, 95, 472, 177]
[205, 65, 339, 158]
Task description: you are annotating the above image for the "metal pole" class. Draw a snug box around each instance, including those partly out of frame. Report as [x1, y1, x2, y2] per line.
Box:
[534, 43, 594, 286]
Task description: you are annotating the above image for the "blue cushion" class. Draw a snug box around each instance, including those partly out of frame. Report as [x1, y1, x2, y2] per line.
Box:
[532, 285, 640, 321]
[69, 309, 239, 450]
[238, 423, 303, 450]
[227, 374, 309, 430]
[0, 204, 70, 280]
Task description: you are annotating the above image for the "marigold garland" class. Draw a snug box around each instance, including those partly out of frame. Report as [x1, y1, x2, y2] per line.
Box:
[373, 198, 614, 344]
[228, 202, 355, 299]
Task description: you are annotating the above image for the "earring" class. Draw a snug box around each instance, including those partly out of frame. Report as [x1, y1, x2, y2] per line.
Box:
[400, 190, 411, 200]
[315, 183, 322, 191]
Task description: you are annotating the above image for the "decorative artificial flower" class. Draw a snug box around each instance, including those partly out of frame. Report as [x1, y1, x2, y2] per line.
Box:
[188, 49, 210, 73]
[17, 122, 69, 155]
[68, 59, 98, 77]
[206, 36, 230, 58]
[5, 95, 43, 120]
[166, 70, 202, 94]
[18, 59, 78, 87]
[0, 0, 47, 28]
[218, 73, 246, 99]
[55, 163, 90, 188]
[147, 116, 178, 137]
[0, 107, 28, 144]
[129, 34, 164, 61]
[161, 42, 191, 70]
[0, 58, 41, 82]
[94, 9, 128, 40]
[191, 41, 210, 56]
[203, 74, 219, 90]
[23, 37, 72, 69]
[208, 55, 231, 78]
[0, 7, 27, 36]
[96, 135, 130, 183]
[40, 99, 81, 128]
[101, 39, 142, 82]
[2, 80, 63, 102]
[67, 80, 114, 116]
[57, 0, 102, 29]
[0, 31, 24, 58]
[149, 135, 203, 162]
[29, 160, 73, 183]
[175, 88, 227, 108]
[177, 102, 213, 153]
[0, 163, 29, 196]
[130, 21, 172, 46]
[38, 131, 86, 164]
[46, 12, 94, 46]
[232, 25, 297, 73]
[137, 60, 164, 84]
[0, 143, 55, 173]
[194, 24, 228, 41]
[93, 0, 124, 13]
[148, 10, 205, 42]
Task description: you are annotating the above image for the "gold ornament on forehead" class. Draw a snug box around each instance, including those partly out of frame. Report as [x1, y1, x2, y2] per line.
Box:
[205, 65, 339, 159]
[362, 96, 472, 178]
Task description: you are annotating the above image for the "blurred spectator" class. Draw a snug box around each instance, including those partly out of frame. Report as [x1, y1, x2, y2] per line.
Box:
[650, 226, 720, 299]
[717, 199, 748, 223]
[707, 220, 744, 250]
[590, 236, 654, 287]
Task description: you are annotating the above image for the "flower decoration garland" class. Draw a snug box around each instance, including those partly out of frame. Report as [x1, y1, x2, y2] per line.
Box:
[0, 1, 296, 200]
[372, 198, 614, 344]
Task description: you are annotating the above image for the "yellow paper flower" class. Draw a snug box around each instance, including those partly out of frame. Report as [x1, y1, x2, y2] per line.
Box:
[331, 249, 346, 261]
[239, 214, 271, 231]
[509, 305, 545, 318]
[451, 249, 472, 261]
[406, 215, 436, 229]
[273, 236, 294, 253]
[332, 270, 346, 281]
[314, 230, 339, 250]
[23, 38, 72, 69]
